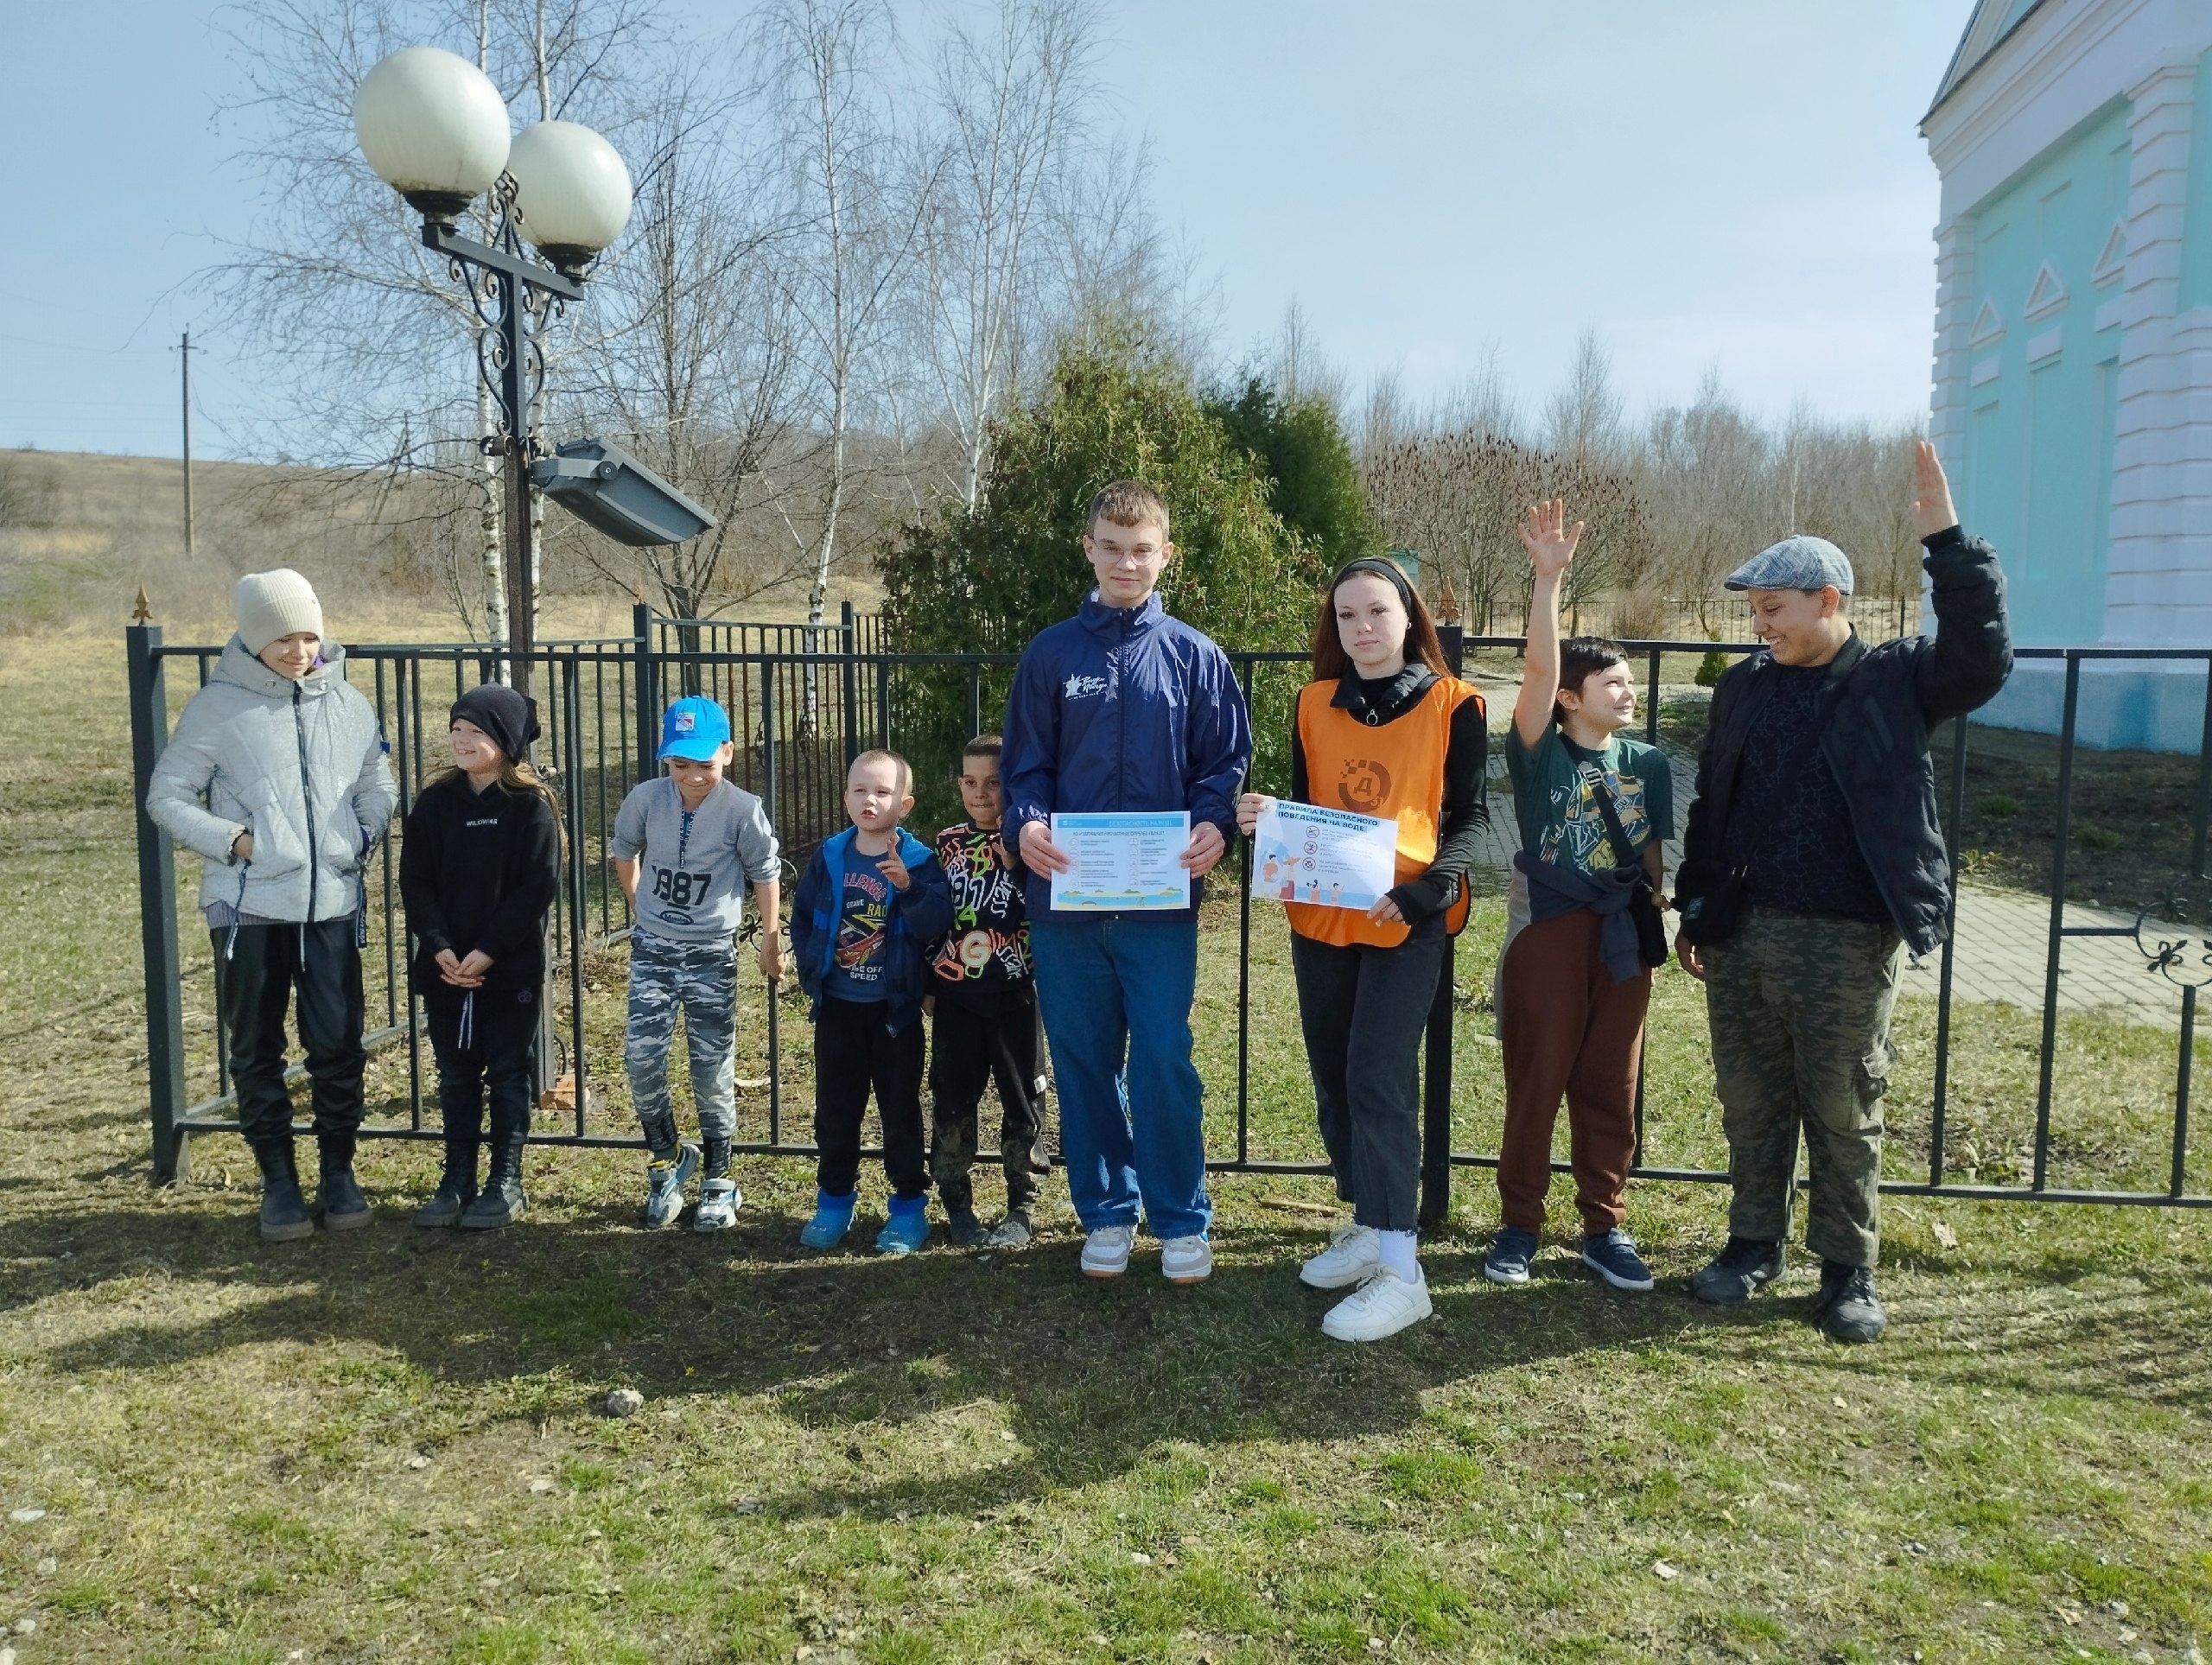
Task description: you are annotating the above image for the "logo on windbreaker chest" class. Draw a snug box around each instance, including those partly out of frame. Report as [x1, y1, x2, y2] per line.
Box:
[1062, 673, 1109, 701]
[1337, 758, 1391, 813]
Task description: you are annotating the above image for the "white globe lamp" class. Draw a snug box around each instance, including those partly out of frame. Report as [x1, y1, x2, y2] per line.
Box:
[506, 120, 634, 272]
[353, 47, 512, 221]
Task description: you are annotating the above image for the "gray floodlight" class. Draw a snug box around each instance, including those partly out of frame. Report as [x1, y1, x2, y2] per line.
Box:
[531, 437, 715, 546]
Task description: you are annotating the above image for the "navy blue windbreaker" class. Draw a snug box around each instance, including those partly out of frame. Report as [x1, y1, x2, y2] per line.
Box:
[1000, 591, 1254, 922]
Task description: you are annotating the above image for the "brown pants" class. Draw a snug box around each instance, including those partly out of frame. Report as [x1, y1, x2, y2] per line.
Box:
[1497, 909, 1650, 1236]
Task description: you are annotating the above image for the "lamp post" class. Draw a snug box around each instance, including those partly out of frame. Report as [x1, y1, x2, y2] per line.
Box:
[353, 46, 632, 699]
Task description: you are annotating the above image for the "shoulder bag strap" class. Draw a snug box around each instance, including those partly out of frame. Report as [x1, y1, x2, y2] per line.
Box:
[1574, 758, 1648, 882]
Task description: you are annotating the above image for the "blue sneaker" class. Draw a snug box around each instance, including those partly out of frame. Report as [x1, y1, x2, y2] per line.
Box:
[642, 1141, 701, 1230]
[1484, 1226, 1539, 1287]
[875, 1195, 931, 1256]
[1582, 1227, 1656, 1292]
[799, 1188, 858, 1249]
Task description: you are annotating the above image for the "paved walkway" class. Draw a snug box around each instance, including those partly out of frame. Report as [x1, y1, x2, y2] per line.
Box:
[1467, 735, 2190, 1032]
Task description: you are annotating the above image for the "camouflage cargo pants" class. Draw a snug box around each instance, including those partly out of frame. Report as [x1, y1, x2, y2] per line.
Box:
[625, 932, 738, 1156]
[1702, 906, 1903, 1269]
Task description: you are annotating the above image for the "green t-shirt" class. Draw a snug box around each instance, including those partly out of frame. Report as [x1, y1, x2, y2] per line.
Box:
[1505, 726, 1674, 876]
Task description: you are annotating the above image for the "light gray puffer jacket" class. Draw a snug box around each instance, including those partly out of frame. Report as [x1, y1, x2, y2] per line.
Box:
[147, 638, 398, 923]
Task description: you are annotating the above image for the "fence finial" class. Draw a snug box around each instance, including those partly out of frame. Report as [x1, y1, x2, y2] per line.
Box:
[1437, 574, 1461, 626]
[131, 585, 154, 625]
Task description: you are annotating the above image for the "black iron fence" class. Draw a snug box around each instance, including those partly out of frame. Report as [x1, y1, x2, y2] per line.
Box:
[127, 614, 2212, 1217]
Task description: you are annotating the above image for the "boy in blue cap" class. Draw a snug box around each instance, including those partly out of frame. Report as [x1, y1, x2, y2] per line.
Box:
[611, 696, 785, 1230]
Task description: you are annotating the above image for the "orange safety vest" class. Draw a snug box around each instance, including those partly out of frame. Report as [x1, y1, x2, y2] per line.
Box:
[1284, 674, 1484, 950]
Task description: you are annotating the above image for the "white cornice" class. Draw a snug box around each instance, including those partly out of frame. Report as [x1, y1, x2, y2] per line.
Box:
[1925, 0, 2207, 220]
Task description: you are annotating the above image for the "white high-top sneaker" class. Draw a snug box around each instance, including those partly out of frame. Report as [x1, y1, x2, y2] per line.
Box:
[1320, 1266, 1433, 1342]
[1299, 1222, 1380, 1290]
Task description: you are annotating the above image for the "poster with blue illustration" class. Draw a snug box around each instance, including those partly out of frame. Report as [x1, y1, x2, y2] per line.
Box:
[1251, 800, 1397, 912]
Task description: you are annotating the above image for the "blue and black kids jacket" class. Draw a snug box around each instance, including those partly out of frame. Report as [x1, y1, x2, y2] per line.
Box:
[1000, 591, 1254, 923]
[791, 826, 955, 1034]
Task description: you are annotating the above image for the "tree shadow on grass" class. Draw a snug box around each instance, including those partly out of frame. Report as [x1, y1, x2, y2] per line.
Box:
[9, 1167, 2211, 1524]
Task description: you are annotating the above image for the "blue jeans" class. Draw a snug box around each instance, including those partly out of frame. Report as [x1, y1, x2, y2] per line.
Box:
[1027, 914, 1210, 1241]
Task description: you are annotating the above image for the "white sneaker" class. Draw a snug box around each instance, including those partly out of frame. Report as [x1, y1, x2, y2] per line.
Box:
[1081, 1223, 1135, 1279]
[1160, 1234, 1213, 1285]
[693, 1178, 741, 1232]
[1320, 1267, 1433, 1342]
[1300, 1222, 1380, 1290]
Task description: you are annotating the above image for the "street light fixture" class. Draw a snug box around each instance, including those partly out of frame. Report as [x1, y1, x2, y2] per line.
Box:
[353, 46, 633, 697]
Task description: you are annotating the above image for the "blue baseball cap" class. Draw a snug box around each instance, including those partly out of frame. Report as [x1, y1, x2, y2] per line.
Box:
[658, 696, 732, 761]
[1724, 534, 1856, 596]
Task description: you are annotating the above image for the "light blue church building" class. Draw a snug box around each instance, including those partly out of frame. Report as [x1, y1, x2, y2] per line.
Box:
[1924, 0, 2212, 749]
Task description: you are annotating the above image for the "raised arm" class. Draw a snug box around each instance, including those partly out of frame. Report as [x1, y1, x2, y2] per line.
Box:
[1908, 440, 2013, 722]
[1512, 499, 1586, 752]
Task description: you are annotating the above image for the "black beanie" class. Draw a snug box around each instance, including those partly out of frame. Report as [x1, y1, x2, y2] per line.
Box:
[450, 683, 541, 762]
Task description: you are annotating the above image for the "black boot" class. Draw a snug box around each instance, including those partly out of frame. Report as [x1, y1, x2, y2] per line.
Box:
[317, 1131, 372, 1232]
[460, 1138, 525, 1230]
[413, 1136, 480, 1229]
[461, 1095, 531, 1231]
[254, 1141, 313, 1243]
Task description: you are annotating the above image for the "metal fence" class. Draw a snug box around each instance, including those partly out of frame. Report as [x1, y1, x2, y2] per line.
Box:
[127, 614, 2212, 1217]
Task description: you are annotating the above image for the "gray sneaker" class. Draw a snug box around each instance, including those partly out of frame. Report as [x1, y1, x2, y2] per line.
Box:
[643, 1142, 701, 1230]
[692, 1176, 741, 1232]
[1692, 1236, 1785, 1305]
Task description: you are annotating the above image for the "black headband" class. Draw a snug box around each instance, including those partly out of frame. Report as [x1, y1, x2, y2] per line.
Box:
[1331, 557, 1418, 616]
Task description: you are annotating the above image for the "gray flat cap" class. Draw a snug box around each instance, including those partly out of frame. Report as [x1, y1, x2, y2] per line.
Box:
[1724, 534, 1855, 596]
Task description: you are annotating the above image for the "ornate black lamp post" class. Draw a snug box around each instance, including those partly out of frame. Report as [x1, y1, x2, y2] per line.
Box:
[353, 47, 633, 699]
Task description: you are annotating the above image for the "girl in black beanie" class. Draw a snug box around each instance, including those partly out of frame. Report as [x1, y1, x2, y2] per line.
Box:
[399, 684, 563, 1228]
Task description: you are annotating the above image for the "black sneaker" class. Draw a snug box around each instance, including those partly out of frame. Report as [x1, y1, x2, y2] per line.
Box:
[1691, 1236, 1784, 1305]
[945, 1207, 990, 1249]
[1815, 1261, 1887, 1344]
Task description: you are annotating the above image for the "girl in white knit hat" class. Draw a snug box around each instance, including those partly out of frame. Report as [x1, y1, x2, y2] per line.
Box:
[147, 570, 397, 1241]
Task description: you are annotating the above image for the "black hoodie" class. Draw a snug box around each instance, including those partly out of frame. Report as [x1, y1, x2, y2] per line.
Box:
[399, 773, 563, 993]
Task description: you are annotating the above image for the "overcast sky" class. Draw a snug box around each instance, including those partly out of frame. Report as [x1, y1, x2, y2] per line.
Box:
[0, 1, 1972, 461]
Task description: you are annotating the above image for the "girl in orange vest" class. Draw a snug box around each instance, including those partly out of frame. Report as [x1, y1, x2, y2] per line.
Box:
[1236, 557, 1488, 1341]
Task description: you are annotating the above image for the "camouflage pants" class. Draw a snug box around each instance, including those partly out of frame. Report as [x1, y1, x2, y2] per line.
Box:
[1702, 906, 1902, 1269]
[625, 932, 738, 1156]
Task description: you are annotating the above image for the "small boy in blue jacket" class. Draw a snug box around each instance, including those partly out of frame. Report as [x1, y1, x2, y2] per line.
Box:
[791, 748, 956, 1254]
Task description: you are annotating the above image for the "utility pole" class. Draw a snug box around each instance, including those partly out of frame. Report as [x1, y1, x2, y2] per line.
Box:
[176, 329, 195, 556]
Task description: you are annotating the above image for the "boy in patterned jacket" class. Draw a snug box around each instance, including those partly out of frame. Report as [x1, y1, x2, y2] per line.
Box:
[926, 734, 1045, 1249]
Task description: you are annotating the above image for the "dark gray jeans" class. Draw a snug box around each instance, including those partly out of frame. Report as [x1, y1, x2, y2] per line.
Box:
[1289, 917, 1449, 1232]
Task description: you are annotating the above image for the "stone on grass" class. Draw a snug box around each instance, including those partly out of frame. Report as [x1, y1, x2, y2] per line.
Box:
[34, 1560, 54, 1578]
[6, 1509, 42, 1525]
[602, 1388, 645, 1418]
[1652, 1560, 1680, 1581]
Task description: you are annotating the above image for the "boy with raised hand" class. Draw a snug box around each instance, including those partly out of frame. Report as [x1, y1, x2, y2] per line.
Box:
[792, 750, 957, 1255]
[611, 696, 785, 1232]
[1001, 480, 1254, 1285]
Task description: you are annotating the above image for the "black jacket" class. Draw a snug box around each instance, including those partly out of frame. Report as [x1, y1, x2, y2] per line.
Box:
[1676, 527, 2012, 959]
[399, 773, 563, 993]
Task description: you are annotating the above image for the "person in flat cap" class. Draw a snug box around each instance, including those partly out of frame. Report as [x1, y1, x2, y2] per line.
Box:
[1674, 442, 2012, 1343]
[399, 683, 563, 1231]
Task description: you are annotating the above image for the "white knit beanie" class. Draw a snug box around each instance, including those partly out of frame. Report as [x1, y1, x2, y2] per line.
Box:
[232, 569, 324, 655]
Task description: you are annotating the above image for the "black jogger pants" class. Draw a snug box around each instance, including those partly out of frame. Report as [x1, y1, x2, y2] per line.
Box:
[212, 919, 367, 1150]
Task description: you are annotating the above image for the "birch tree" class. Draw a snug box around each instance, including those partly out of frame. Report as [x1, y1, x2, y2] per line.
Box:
[914, 0, 1100, 512]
